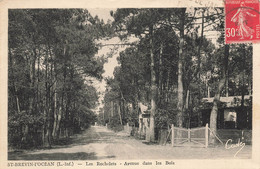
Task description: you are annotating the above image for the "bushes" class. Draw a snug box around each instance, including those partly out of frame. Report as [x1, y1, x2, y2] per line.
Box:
[107, 115, 124, 132]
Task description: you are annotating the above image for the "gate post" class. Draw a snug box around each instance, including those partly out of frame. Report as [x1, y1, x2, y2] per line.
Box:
[205, 123, 208, 148]
[171, 124, 174, 147]
[188, 128, 190, 143]
[126, 123, 129, 133]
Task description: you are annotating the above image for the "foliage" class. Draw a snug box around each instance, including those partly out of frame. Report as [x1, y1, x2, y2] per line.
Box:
[101, 8, 252, 143]
[8, 9, 110, 149]
[107, 115, 124, 132]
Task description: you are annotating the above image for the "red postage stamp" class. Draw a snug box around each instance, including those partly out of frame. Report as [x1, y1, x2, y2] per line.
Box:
[225, 0, 260, 43]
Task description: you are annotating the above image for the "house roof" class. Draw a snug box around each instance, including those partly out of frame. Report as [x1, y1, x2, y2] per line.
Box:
[201, 95, 252, 109]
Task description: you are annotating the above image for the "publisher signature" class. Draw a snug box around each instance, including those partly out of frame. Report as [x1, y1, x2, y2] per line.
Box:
[225, 139, 245, 157]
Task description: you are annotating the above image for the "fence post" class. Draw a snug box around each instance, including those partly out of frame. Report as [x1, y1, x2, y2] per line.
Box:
[205, 123, 208, 148]
[188, 128, 190, 143]
[171, 124, 174, 147]
[126, 123, 128, 132]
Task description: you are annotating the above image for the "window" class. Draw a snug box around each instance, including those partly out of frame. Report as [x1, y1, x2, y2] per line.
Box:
[224, 109, 237, 129]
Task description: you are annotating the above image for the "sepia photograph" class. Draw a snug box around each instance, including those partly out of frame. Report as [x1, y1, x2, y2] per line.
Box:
[1, 0, 260, 168]
[6, 7, 254, 161]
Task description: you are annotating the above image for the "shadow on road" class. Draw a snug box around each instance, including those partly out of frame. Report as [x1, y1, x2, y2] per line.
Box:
[8, 126, 119, 160]
[8, 152, 98, 160]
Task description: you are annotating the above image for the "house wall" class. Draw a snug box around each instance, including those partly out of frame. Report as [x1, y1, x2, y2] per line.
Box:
[201, 107, 252, 130]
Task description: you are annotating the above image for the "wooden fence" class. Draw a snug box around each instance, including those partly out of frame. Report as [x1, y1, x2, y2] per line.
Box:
[123, 123, 252, 147]
[168, 124, 209, 148]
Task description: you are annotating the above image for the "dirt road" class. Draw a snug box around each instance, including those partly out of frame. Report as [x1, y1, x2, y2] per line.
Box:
[9, 126, 252, 160]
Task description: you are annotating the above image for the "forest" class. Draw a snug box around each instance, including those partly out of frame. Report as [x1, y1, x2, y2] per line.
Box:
[8, 9, 112, 148]
[8, 8, 252, 149]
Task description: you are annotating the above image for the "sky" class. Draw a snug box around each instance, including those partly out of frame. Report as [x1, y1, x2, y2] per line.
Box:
[92, 36, 139, 112]
[87, 9, 118, 112]
[88, 8, 115, 24]
[88, 9, 139, 112]
[92, 37, 122, 112]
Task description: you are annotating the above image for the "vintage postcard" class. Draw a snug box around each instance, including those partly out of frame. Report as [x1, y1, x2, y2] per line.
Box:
[0, 0, 260, 169]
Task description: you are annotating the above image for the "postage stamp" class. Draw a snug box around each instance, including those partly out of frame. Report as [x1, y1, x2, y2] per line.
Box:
[225, 0, 260, 43]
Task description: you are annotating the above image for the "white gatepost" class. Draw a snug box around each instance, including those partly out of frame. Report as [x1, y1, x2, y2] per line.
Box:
[188, 128, 191, 143]
[171, 124, 174, 147]
[205, 123, 208, 148]
[126, 123, 129, 134]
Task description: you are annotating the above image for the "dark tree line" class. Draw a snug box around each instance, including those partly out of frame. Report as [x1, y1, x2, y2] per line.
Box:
[8, 9, 111, 148]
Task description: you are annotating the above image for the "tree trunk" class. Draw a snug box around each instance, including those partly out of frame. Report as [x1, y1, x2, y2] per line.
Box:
[111, 101, 114, 117]
[225, 76, 229, 97]
[185, 89, 190, 128]
[196, 9, 204, 81]
[52, 78, 58, 139]
[207, 82, 210, 98]
[148, 25, 156, 142]
[177, 8, 186, 128]
[225, 45, 229, 97]
[165, 69, 170, 103]
[43, 47, 52, 148]
[119, 88, 126, 123]
[9, 49, 21, 113]
[44, 123, 52, 148]
[23, 48, 37, 144]
[29, 49, 36, 114]
[248, 77, 252, 95]
[118, 101, 123, 125]
[54, 106, 62, 139]
[240, 44, 246, 128]
[209, 44, 229, 144]
[14, 85, 21, 113]
[209, 78, 225, 144]
[158, 42, 163, 103]
[185, 89, 189, 110]
[59, 43, 67, 138]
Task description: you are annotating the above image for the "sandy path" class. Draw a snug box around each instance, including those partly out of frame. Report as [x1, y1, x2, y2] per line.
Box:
[8, 126, 252, 160]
